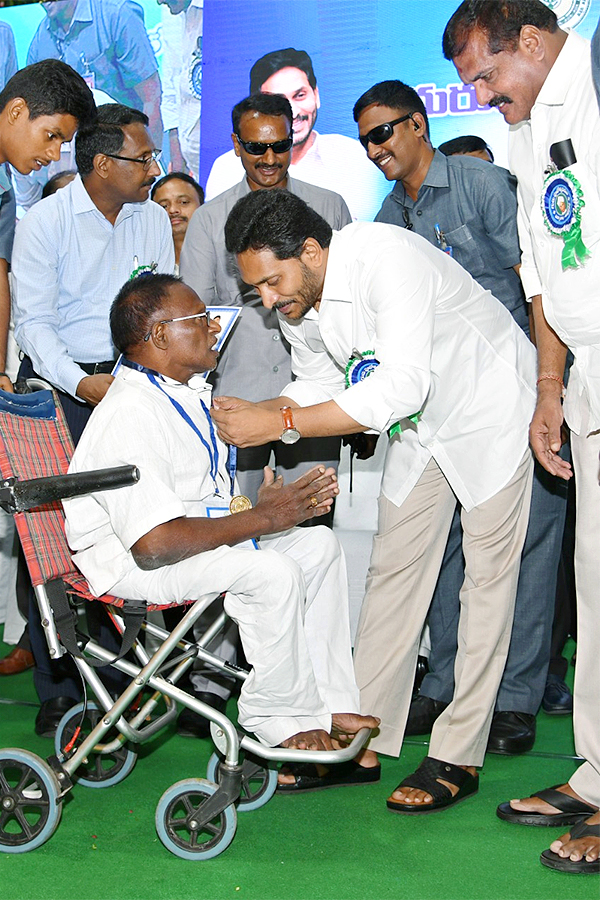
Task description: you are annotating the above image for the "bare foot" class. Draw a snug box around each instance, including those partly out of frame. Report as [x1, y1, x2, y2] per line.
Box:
[509, 782, 597, 815]
[278, 717, 380, 785]
[330, 712, 380, 742]
[280, 729, 333, 751]
[388, 765, 477, 807]
[549, 810, 600, 863]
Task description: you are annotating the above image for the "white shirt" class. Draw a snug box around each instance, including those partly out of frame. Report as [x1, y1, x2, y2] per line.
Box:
[509, 30, 600, 432]
[204, 132, 384, 221]
[65, 366, 233, 596]
[280, 223, 536, 511]
[12, 175, 174, 398]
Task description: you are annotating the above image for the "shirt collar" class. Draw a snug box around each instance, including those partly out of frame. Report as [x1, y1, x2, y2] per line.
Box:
[535, 29, 582, 108]
[71, 172, 147, 219]
[48, 0, 92, 37]
[390, 148, 446, 204]
[0, 164, 11, 194]
[321, 231, 353, 304]
[120, 364, 211, 395]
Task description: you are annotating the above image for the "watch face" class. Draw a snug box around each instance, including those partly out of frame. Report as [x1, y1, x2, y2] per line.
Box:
[281, 427, 301, 445]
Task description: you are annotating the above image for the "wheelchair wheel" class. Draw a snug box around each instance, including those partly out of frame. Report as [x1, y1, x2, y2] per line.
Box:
[207, 751, 277, 812]
[0, 749, 62, 853]
[54, 703, 137, 788]
[155, 778, 237, 860]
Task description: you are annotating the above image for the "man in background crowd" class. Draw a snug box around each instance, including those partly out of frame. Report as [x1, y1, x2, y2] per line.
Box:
[157, 0, 203, 175]
[354, 78, 568, 757]
[152, 171, 203, 270]
[28, 0, 163, 147]
[438, 134, 494, 161]
[204, 47, 381, 220]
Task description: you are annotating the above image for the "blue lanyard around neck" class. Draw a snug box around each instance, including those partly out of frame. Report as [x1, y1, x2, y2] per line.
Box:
[121, 358, 223, 495]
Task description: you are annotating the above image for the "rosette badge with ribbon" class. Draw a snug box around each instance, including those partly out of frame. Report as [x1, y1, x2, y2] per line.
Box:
[541, 139, 590, 271]
[345, 349, 419, 438]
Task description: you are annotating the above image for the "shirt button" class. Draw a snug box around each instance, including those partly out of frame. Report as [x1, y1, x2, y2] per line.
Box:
[273, 365, 279, 373]
[273, 334, 279, 341]
[416, 210, 423, 216]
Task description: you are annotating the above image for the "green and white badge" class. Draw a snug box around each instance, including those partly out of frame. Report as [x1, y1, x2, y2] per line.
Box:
[541, 169, 590, 270]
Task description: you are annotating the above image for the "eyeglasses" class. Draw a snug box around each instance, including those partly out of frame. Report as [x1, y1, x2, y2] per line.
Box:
[235, 135, 293, 155]
[105, 148, 162, 170]
[143, 311, 211, 342]
[359, 113, 415, 149]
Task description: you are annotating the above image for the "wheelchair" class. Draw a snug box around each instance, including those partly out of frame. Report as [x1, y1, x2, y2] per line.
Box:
[0, 385, 371, 860]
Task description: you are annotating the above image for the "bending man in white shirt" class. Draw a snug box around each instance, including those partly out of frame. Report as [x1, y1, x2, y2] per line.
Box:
[64, 272, 379, 750]
[212, 189, 536, 812]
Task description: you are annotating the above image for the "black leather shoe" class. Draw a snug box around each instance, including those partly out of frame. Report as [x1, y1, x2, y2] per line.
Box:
[405, 694, 449, 736]
[177, 692, 227, 738]
[487, 711, 536, 755]
[542, 674, 573, 715]
[34, 696, 78, 738]
[413, 655, 429, 695]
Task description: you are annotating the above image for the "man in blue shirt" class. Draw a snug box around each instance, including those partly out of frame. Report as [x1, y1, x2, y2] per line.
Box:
[354, 79, 568, 758]
[11, 103, 173, 736]
[28, 0, 163, 146]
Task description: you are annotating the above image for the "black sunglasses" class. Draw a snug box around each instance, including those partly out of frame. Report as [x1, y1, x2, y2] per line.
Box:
[235, 134, 293, 155]
[359, 113, 415, 150]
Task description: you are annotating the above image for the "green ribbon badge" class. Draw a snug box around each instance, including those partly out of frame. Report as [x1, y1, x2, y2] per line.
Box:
[541, 169, 590, 271]
[345, 349, 420, 437]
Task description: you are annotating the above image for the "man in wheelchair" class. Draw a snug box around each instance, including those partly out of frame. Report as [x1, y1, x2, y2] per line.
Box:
[63, 272, 379, 752]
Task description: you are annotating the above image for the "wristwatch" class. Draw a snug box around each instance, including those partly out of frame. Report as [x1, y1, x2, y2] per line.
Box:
[280, 406, 301, 444]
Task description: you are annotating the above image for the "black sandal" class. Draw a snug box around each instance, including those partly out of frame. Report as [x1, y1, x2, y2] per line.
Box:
[497, 785, 598, 827]
[387, 756, 478, 814]
[540, 819, 600, 874]
[276, 759, 381, 794]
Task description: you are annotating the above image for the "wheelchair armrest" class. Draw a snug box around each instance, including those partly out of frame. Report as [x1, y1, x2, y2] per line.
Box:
[0, 465, 140, 512]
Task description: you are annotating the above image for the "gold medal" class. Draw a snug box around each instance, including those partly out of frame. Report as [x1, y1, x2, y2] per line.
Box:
[229, 494, 253, 514]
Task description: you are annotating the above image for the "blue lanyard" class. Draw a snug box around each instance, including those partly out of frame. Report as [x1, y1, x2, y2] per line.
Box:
[227, 445, 237, 496]
[121, 358, 223, 495]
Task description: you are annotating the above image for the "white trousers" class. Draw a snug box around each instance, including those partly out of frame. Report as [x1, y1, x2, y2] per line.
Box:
[568, 397, 600, 807]
[354, 450, 533, 766]
[111, 526, 360, 746]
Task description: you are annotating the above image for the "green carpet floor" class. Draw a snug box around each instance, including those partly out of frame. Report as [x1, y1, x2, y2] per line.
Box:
[0, 632, 592, 900]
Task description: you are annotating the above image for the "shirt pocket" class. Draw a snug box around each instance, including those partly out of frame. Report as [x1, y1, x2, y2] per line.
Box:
[442, 223, 485, 280]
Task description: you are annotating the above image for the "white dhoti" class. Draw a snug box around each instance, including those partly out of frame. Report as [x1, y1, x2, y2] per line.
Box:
[111, 525, 360, 747]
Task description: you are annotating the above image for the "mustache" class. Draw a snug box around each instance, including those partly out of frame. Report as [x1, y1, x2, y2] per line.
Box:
[255, 162, 283, 170]
[488, 95, 512, 109]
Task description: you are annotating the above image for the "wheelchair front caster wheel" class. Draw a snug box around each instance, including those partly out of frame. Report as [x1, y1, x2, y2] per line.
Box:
[207, 751, 278, 812]
[0, 749, 62, 853]
[155, 778, 237, 860]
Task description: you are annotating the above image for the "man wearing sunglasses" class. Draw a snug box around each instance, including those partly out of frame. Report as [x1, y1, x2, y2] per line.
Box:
[353, 80, 569, 758]
[10, 103, 173, 739]
[178, 91, 350, 737]
[204, 48, 381, 221]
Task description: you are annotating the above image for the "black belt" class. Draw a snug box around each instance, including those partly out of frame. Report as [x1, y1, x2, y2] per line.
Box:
[75, 360, 116, 376]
